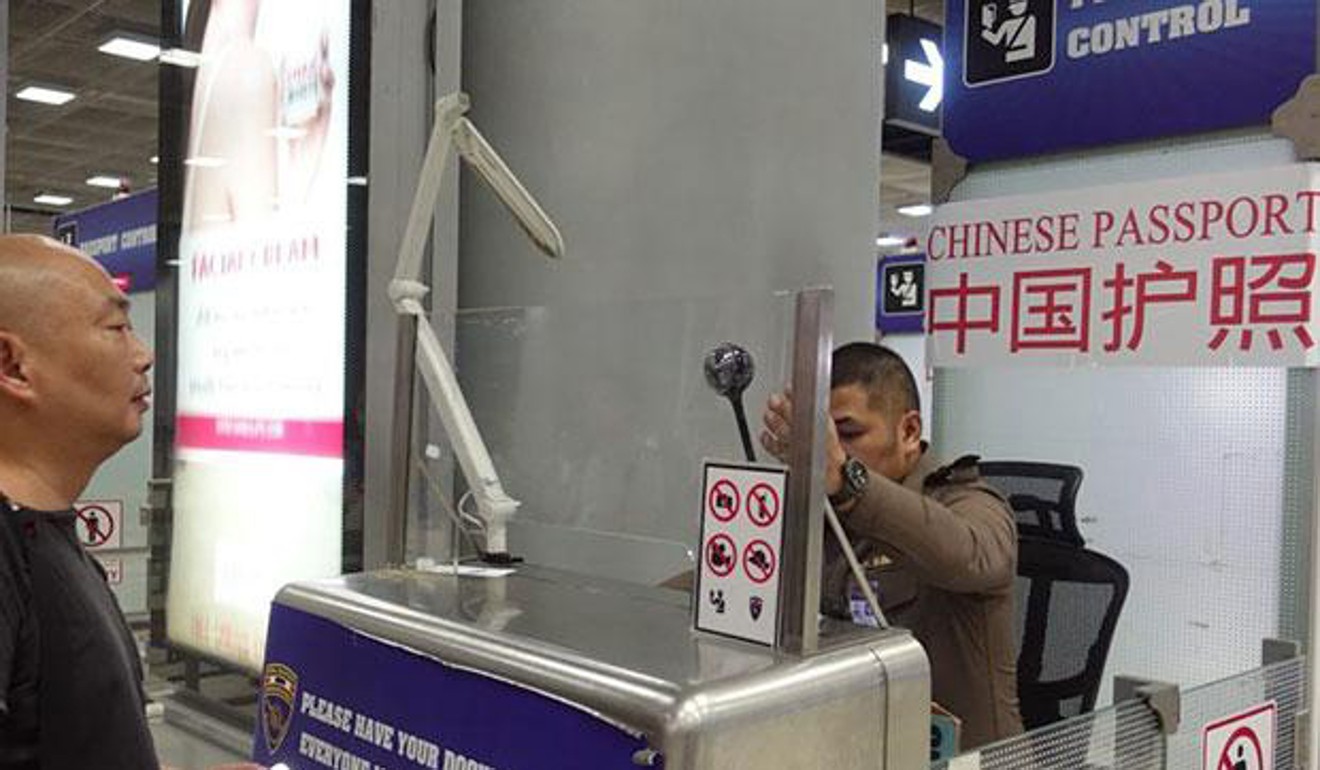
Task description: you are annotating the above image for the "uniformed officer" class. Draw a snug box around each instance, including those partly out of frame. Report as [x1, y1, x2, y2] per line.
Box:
[760, 341, 1024, 749]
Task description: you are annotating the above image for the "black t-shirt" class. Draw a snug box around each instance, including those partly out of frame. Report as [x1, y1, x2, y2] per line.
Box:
[0, 502, 158, 769]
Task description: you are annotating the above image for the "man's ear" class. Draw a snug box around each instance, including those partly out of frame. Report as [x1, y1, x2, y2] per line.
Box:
[0, 332, 35, 401]
[899, 409, 923, 448]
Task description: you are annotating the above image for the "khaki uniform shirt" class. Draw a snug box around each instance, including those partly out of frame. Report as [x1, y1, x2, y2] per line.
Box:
[831, 450, 1024, 750]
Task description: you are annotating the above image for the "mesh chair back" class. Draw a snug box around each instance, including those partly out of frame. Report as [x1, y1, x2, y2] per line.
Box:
[981, 461, 1086, 547]
[1014, 535, 1130, 730]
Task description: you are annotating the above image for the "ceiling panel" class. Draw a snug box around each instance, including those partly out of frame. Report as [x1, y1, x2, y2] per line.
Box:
[4, 1, 945, 242]
[7, 0, 160, 232]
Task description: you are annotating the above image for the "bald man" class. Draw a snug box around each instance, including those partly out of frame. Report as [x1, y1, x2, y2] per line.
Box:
[0, 236, 256, 769]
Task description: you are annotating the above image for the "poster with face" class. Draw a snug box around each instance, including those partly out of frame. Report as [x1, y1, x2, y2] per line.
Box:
[168, 0, 350, 670]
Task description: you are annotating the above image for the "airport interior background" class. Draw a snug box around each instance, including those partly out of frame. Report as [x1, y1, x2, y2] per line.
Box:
[3, 0, 1320, 768]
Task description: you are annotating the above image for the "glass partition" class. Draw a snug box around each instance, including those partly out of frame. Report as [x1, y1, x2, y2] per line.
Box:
[399, 292, 800, 586]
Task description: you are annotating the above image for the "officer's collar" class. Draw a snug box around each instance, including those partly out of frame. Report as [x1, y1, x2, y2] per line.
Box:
[900, 442, 938, 493]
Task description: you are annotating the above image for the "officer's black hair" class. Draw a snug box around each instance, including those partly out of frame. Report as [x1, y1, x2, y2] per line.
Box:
[830, 342, 920, 418]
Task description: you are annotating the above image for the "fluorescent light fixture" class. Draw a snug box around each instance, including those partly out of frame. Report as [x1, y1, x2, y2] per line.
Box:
[86, 175, 124, 189]
[883, 44, 889, 66]
[159, 48, 202, 68]
[16, 86, 76, 106]
[897, 203, 934, 217]
[184, 156, 227, 168]
[266, 126, 307, 140]
[149, 156, 159, 165]
[876, 235, 907, 248]
[98, 35, 161, 62]
[346, 176, 368, 187]
[34, 193, 73, 206]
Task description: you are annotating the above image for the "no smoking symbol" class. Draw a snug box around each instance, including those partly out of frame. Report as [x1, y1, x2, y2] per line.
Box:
[1218, 726, 1264, 770]
[746, 482, 780, 527]
[742, 539, 776, 584]
[76, 505, 114, 548]
[707, 479, 739, 523]
[705, 533, 736, 577]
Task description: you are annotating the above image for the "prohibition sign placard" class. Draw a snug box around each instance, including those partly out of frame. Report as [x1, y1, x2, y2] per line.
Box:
[745, 482, 780, 527]
[742, 539, 776, 584]
[696, 461, 788, 647]
[1203, 701, 1275, 770]
[707, 479, 739, 522]
[705, 533, 736, 577]
[75, 501, 122, 550]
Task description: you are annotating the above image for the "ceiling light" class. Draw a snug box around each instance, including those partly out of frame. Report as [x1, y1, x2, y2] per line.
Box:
[86, 175, 124, 189]
[98, 35, 161, 62]
[34, 193, 73, 206]
[897, 204, 934, 217]
[346, 176, 368, 187]
[184, 156, 227, 168]
[159, 48, 202, 68]
[266, 126, 307, 140]
[16, 86, 76, 106]
[149, 156, 159, 165]
[876, 235, 907, 248]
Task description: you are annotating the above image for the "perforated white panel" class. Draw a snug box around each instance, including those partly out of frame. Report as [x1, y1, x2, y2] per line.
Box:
[937, 366, 1286, 702]
[935, 130, 1303, 703]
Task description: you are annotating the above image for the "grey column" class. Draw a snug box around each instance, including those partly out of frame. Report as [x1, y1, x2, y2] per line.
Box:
[365, 0, 462, 569]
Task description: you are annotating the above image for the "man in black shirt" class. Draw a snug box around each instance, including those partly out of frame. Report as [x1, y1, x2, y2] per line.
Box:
[0, 235, 256, 769]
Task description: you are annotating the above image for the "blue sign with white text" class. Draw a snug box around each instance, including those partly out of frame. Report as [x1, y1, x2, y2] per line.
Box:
[944, 0, 1317, 162]
[52, 189, 158, 293]
[254, 603, 649, 770]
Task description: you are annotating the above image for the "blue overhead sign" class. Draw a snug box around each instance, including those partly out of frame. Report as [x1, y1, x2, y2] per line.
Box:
[52, 189, 158, 293]
[876, 253, 926, 335]
[944, 0, 1317, 162]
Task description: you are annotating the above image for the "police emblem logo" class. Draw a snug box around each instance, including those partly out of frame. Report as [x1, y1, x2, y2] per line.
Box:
[749, 596, 764, 621]
[261, 663, 299, 752]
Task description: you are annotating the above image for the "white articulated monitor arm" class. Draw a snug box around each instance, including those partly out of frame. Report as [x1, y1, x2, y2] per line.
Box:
[389, 92, 564, 560]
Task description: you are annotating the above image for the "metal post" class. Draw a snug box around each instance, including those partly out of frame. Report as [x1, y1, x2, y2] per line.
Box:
[1307, 367, 1320, 770]
[386, 320, 419, 566]
[776, 288, 833, 655]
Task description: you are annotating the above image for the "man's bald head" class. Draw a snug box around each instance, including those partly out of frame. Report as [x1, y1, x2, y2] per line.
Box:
[0, 235, 115, 344]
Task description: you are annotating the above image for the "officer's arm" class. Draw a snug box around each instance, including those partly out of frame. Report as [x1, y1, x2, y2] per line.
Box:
[844, 475, 1015, 594]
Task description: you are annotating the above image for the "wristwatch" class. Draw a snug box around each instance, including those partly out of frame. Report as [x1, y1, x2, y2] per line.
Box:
[828, 455, 869, 509]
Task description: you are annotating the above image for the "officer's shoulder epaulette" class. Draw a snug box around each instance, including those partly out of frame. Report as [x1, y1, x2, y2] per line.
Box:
[927, 454, 982, 487]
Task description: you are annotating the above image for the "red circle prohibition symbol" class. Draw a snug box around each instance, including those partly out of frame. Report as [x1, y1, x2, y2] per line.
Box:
[746, 482, 781, 528]
[705, 533, 736, 577]
[1217, 726, 1264, 770]
[707, 479, 739, 523]
[76, 505, 114, 547]
[742, 539, 777, 584]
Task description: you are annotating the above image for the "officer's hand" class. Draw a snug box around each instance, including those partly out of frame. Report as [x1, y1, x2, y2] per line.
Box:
[759, 391, 847, 497]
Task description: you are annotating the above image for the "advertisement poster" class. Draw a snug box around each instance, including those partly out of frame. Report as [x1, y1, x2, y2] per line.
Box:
[168, 0, 350, 669]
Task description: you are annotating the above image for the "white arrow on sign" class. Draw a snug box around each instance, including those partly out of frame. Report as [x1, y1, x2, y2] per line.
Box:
[904, 39, 944, 113]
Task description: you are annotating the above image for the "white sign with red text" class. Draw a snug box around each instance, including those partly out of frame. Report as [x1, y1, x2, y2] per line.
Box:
[925, 164, 1320, 367]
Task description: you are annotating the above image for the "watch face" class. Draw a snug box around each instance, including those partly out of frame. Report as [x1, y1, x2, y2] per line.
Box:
[845, 458, 869, 493]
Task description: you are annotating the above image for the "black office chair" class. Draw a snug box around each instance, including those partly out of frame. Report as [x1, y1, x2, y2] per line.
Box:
[1014, 535, 1130, 730]
[980, 461, 1086, 547]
